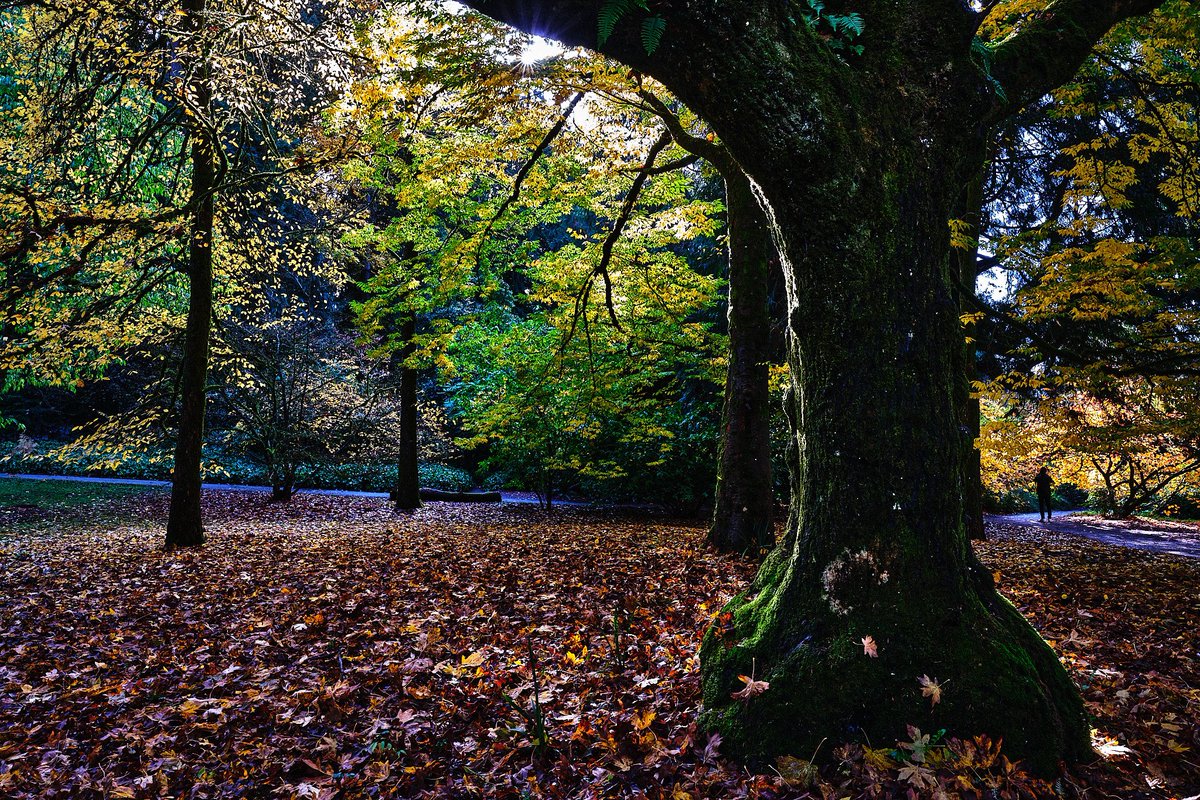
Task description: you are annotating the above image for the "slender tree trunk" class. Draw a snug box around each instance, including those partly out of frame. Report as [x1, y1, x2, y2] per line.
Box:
[954, 169, 987, 541]
[633, 97, 778, 555]
[165, 16, 215, 548]
[393, 316, 421, 510]
[709, 168, 775, 555]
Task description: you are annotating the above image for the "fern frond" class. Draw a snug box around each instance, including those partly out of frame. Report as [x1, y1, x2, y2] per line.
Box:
[597, 0, 636, 46]
[837, 12, 864, 37]
[970, 36, 993, 68]
[641, 16, 666, 55]
[971, 36, 1007, 103]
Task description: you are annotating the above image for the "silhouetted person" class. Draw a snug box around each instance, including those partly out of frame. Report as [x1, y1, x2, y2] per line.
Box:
[1035, 466, 1053, 522]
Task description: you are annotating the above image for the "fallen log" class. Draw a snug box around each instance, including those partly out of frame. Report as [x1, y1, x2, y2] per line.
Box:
[418, 488, 502, 503]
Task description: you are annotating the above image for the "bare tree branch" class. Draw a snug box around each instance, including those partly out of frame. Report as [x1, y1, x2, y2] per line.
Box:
[480, 92, 584, 238]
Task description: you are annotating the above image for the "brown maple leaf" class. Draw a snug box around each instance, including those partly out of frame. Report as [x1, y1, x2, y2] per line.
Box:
[731, 673, 770, 701]
[898, 763, 937, 790]
[701, 732, 723, 763]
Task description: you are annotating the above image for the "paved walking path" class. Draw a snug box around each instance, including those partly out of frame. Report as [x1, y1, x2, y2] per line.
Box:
[988, 511, 1200, 560]
[10, 474, 1196, 554]
[0, 472, 585, 507]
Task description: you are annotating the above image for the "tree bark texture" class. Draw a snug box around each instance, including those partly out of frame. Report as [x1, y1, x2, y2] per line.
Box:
[709, 168, 776, 555]
[461, 0, 1169, 771]
[166, 4, 215, 549]
[700, 138, 1090, 771]
[393, 315, 422, 511]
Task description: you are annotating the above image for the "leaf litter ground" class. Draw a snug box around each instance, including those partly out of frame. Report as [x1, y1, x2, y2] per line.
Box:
[0, 492, 1197, 799]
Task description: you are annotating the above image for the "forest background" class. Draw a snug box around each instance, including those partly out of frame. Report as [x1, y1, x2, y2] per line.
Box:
[2, 0, 1198, 532]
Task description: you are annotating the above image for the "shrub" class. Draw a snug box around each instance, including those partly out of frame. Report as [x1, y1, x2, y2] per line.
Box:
[982, 487, 1037, 513]
[2, 438, 473, 494]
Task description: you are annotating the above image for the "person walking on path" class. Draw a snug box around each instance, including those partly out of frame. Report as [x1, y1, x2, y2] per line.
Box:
[1035, 466, 1054, 522]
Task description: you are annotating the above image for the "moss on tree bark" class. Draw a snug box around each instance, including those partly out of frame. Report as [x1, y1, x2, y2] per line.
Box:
[695, 123, 1089, 771]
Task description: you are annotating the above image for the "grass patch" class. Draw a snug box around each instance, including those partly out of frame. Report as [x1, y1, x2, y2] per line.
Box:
[0, 476, 160, 534]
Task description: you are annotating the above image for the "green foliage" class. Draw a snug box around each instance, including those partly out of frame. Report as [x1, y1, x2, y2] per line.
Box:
[598, 0, 646, 46]
[982, 483, 1089, 513]
[970, 36, 1007, 102]
[597, 0, 664, 55]
[448, 294, 723, 508]
[982, 486, 1038, 514]
[334, 16, 729, 508]
[2, 437, 172, 481]
[297, 462, 474, 494]
[794, 0, 865, 58]
[640, 16, 667, 55]
[1, 437, 472, 493]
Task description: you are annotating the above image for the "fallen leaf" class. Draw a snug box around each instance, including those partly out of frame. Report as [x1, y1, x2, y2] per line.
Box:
[731, 674, 769, 701]
[918, 674, 942, 706]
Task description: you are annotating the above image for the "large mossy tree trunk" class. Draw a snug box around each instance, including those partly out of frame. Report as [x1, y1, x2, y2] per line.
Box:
[463, 0, 1166, 771]
[699, 135, 1091, 772]
[954, 169, 989, 542]
[165, 16, 216, 549]
[709, 168, 776, 555]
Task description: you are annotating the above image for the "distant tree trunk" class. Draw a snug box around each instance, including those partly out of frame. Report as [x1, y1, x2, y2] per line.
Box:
[165, 14, 215, 548]
[636, 95, 778, 555]
[954, 169, 987, 542]
[535, 462, 555, 510]
[710, 168, 776, 555]
[393, 315, 421, 510]
[270, 463, 295, 502]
